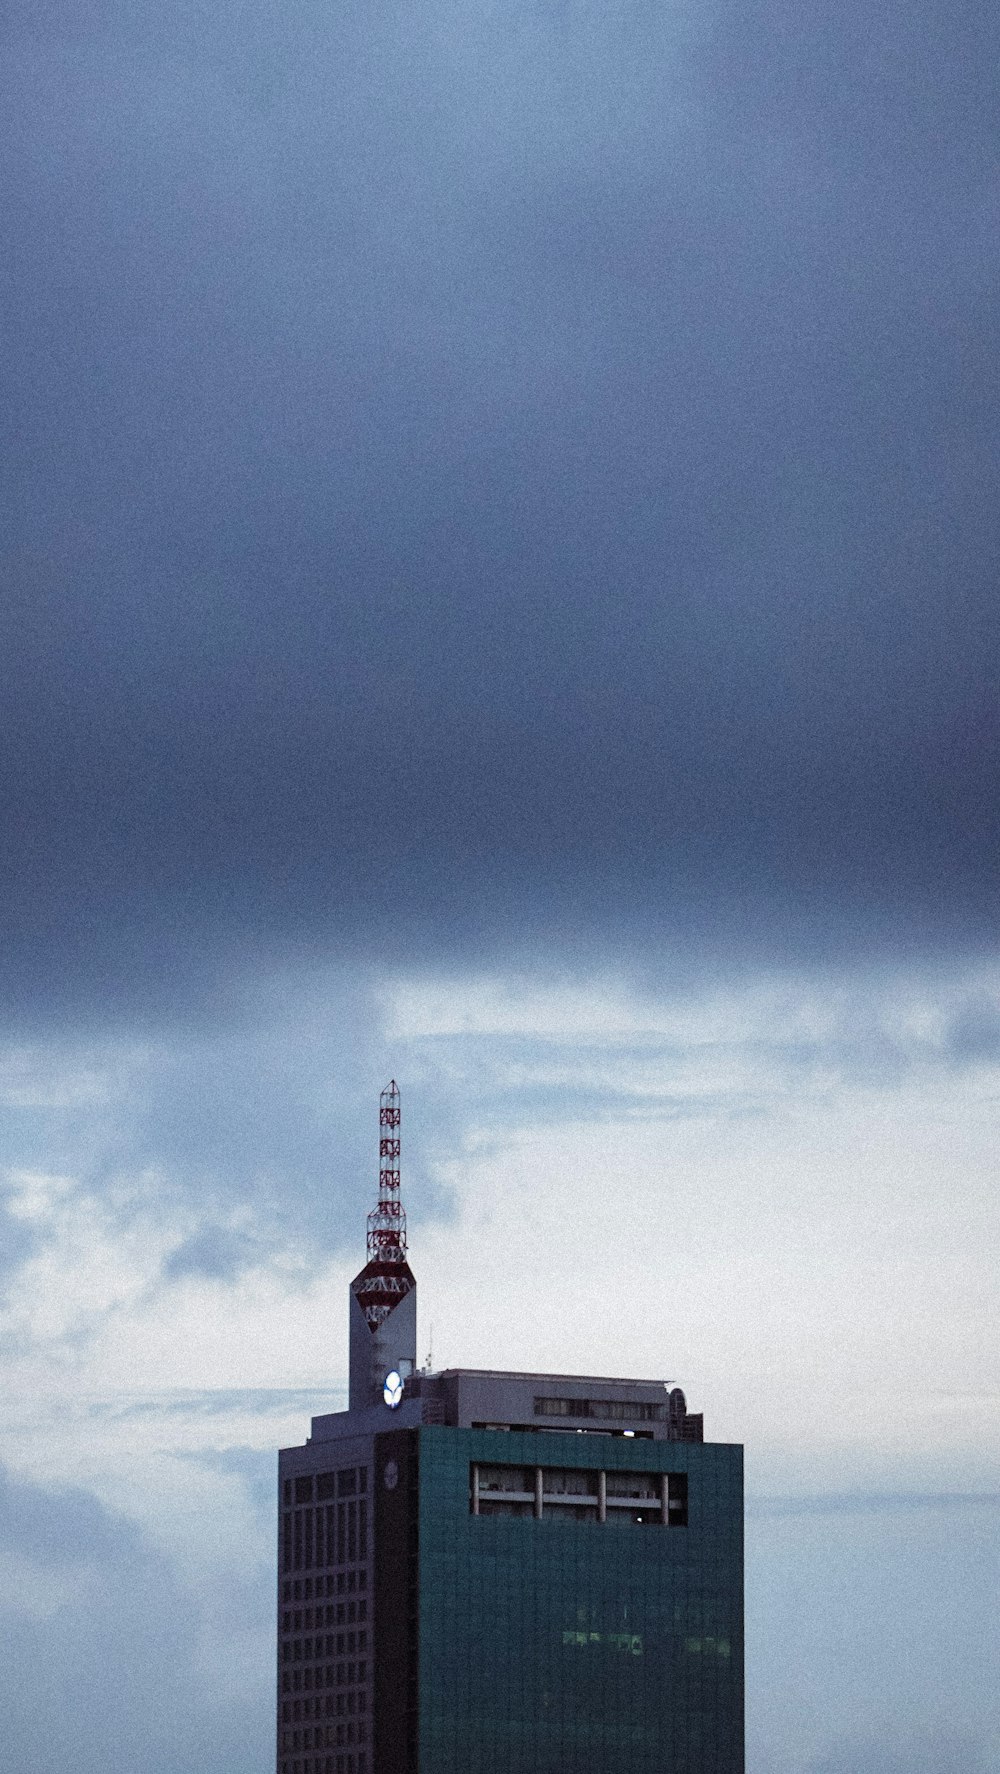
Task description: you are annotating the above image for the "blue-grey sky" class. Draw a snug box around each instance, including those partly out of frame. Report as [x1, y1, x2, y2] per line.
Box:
[1, 1, 999, 1770]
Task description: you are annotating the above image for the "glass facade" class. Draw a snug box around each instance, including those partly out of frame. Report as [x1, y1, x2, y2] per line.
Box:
[375, 1425, 743, 1774]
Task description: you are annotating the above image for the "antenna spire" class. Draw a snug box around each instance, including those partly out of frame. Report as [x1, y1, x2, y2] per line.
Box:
[367, 1079, 406, 1264]
[349, 1079, 416, 1404]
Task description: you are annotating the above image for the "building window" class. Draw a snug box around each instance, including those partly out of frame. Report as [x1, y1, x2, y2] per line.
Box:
[533, 1395, 664, 1422]
[469, 1461, 688, 1526]
[545, 1468, 599, 1497]
[605, 1471, 658, 1500]
[546, 1501, 599, 1523]
[668, 1472, 688, 1526]
[603, 1399, 662, 1421]
[478, 1464, 532, 1495]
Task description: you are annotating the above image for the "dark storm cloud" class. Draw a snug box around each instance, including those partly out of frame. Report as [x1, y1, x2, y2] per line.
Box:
[2, 0, 999, 1018]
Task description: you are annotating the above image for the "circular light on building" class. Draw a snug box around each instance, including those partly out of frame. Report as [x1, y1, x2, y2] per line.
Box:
[383, 1370, 403, 1408]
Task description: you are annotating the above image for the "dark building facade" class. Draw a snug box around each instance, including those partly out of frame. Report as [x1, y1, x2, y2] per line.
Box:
[276, 1088, 744, 1774]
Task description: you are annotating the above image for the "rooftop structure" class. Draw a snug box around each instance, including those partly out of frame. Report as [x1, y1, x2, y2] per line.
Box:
[276, 1083, 744, 1774]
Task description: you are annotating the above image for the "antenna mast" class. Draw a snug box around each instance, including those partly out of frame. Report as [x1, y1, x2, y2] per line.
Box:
[367, 1079, 405, 1264]
[349, 1080, 416, 1404]
[353, 1080, 413, 1329]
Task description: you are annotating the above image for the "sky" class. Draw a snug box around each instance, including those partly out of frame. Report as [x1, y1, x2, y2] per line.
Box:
[1, 0, 998, 1769]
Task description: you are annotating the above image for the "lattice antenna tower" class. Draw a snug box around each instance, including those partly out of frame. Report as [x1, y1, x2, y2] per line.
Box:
[367, 1079, 406, 1267]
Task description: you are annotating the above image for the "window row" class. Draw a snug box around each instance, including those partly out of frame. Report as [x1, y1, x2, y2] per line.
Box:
[281, 1696, 363, 1726]
[471, 1464, 688, 1526]
[282, 1632, 367, 1662]
[279, 1753, 366, 1774]
[286, 1469, 368, 1507]
[281, 1721, 367, 1752]
[282, 1601, 366, 1634]
[282, 1656, 369, 1689]
[281, 1672, 369, 1707]
[282, 1570, 367, 1605]
[283, 1500, 368, 1572]
[534, 1396, 664, 1422]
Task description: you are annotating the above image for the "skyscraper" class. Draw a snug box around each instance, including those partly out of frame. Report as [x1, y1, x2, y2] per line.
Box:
[276, 1084, 744, 1774]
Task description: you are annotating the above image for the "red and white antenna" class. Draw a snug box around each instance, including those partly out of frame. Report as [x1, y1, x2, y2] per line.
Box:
[367, 1079, 406, 1264]
[349, 1079, 416, 1406]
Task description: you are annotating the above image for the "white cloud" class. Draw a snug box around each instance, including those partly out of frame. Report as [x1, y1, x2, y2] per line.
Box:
[3, 957, 999, 1507]
[0, 1048, 127, 1110]
[388, 960, 1000, 1492]
[0, 953, 998, 1773]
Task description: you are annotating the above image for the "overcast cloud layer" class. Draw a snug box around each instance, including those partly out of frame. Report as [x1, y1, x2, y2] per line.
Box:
[3, 0, 1000, 1018]
[2, 0, 999, 1770]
